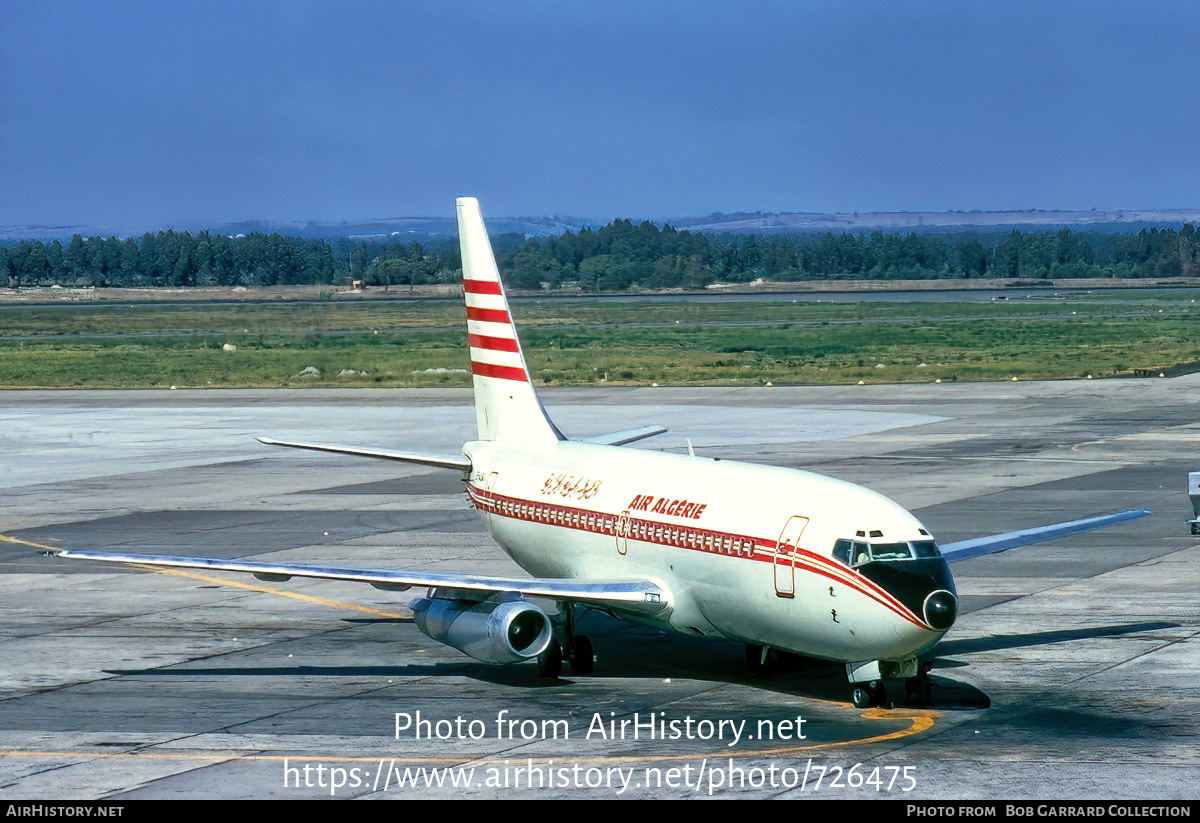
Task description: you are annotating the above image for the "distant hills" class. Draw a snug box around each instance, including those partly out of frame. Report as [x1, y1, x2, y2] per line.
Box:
[5, 208, 1200, 243]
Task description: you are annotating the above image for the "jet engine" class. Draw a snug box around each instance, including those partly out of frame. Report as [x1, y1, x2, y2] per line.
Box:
[411, 597, 553, 664]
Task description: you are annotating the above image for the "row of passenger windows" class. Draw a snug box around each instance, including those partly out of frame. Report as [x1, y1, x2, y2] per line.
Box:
[488, 497, 756, 556]
[623, 519, 755, 556]
[495, 499, 608, 532]
[832, 539, 942, 567]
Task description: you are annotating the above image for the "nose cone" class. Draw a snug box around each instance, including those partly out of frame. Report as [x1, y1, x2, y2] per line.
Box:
[855, 557, 957, 633]
[923, 589, 957, 631]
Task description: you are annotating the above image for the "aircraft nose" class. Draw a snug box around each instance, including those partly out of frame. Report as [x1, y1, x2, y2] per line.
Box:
[923, 589, 957, 631]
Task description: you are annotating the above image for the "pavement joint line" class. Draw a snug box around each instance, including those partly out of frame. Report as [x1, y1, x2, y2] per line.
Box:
[866, 455, 1122, 464]
[0, 532, 409, 619]
[1060, 626, 1200, 688]
[0, 624, 375, 707]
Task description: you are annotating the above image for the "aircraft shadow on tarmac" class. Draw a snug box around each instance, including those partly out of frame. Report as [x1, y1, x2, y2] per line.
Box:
[102, 618, 1176, 712]
[933, 621, 1178, 658]
[99, 613, 1005, 710]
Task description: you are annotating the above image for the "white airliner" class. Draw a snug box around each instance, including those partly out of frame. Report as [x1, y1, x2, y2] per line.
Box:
[53, 197, 1150, 708]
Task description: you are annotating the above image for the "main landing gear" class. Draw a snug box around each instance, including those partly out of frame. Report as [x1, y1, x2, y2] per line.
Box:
[537, 605, 594, 678]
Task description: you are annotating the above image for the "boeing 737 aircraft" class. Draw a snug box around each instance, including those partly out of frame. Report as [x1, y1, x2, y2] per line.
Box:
[53, 197, 1150, 708]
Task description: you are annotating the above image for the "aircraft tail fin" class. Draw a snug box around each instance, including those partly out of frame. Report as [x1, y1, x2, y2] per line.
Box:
[457, 197, 563, 445]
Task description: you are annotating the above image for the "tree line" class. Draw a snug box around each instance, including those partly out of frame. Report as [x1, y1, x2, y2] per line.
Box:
[3, 222, 1199, 290]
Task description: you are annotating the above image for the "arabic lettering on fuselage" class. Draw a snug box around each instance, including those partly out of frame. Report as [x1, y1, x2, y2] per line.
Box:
[540, 472, 603, 500]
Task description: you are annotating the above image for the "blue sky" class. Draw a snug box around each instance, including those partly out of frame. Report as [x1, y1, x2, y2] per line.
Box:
[3, 0, 1198, 226]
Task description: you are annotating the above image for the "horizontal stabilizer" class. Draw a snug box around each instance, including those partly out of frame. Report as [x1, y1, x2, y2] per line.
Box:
[583, 425, 668, 447]
[939, 509, 1152, 563]
[257, 438, 471, 471]
[49, 549, 669, 616]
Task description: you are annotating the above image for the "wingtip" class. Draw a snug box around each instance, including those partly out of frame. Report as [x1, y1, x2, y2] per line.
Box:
[1111, 508, 1152, 520]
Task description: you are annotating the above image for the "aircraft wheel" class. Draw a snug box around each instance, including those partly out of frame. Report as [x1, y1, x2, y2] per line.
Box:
[538, 641, 563, 678]
[570, 635, 594, 676]
[851, 687, 873, 708]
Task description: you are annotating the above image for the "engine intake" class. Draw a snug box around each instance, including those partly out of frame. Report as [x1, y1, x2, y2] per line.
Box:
[411, 597, 553, 664]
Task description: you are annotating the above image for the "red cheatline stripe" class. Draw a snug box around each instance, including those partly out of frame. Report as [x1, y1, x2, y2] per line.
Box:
[463, 482, 929, 629]
[468, 333, 520, 353]
[463, 279, 504, 295]
[466, 306, 511, 324]
[471, 361, 528, 382]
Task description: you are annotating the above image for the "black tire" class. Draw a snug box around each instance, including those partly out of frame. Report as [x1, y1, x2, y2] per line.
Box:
[905, 676, 932, 706]
[570, 635, 594, 676]
[537, 641, 563, 678]
[873, 680, 893, 710]
[851, 687, 873, 708]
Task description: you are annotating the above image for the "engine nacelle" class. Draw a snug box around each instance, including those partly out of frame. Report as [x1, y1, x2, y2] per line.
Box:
[411, 597, 553, 664]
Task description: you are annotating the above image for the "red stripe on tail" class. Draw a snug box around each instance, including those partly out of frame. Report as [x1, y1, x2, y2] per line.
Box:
[463, 279, 504, 295]
[468, 333, 521, 353]
[471, 361, 529, 382]
[466, 306, 511, 324]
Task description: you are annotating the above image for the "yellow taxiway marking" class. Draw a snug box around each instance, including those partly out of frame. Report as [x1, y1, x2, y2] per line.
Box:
[0, 710, 937, 766]
[3, 533, 938, 764]
[0, 533, 409, 620]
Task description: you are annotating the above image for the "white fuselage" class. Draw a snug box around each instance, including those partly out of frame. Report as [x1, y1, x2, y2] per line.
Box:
[463, 439, 950, 664]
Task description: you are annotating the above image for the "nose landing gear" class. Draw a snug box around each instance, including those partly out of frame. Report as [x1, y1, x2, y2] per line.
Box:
[847, 658, 932, 708]
[851, 681, 891, 709]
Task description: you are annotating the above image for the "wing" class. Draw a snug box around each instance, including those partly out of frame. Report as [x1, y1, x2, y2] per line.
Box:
[48, 549, 668, 616]
[582, 425, 668, 446]
[938, 508, 1151, 563]
[257, 438, 471, 471]
[258, 428, 665, 463]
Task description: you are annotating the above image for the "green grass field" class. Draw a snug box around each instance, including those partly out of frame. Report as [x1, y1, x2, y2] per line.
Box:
[2, 290, 1199, 388]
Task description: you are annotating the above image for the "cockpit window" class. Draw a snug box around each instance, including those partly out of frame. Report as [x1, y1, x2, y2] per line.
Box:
[834, 538, 942, 566]
[911, 540, 941, 559]
[834, 539, 871, 565]
[833, 539, 851, 564]
[870, 542, 913, 561]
